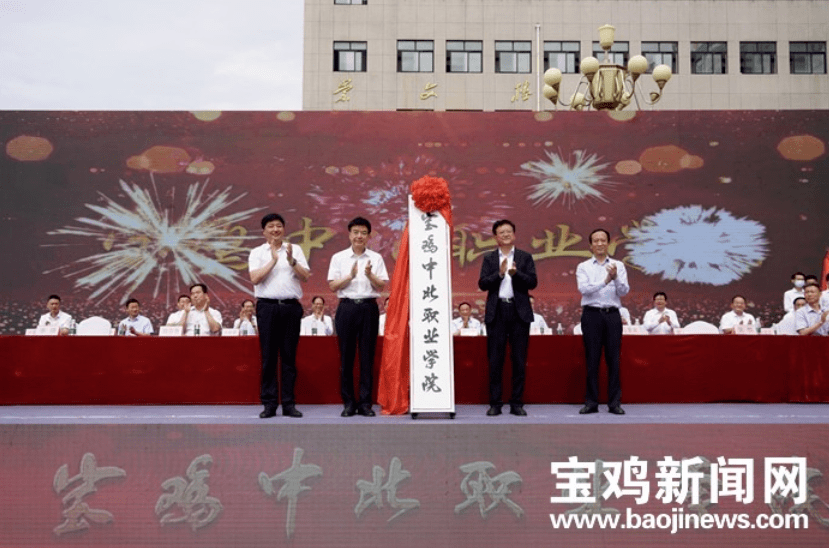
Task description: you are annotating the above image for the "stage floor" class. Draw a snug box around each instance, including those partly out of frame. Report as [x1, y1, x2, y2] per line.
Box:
[3, 403, 829, 425]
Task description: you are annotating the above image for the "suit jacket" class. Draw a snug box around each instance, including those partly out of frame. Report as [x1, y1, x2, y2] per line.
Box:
[478, 248, 538, 324]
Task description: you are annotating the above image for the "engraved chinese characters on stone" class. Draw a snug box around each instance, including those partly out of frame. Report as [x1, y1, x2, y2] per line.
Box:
[355, 456, 420, 521]
[454, 461, 523, 518]
[258, 447, 323, 539]
[52, 452, 126, 536]
[155, 454, 223, 531]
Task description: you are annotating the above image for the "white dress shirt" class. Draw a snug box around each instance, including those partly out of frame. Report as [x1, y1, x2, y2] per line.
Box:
[166, 310, 185, 325]
[118, 314, 154, 336]
[784, 287, 805, 312]
[38, 311, 73, 329]
[184, 307, 223, 336]
[452, 316, 484, 335]
[327, 247, 388, 299]
[795, 305, 829, 335]
[248, 242, 309, 299]
[530, 313, 549, 332]
[719, 310, 756, 332]
[232, 317, 258, 334]
[498, 247, 515, 299]
[576, 256, 630, 308]
[300, 314, 334, 335]
[820, 290, 829, 311]
[378, 313, 386, 336]
[642, 307, 680, 334]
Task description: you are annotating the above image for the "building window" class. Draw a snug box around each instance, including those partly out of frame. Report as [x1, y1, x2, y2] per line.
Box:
[592, 41, 629, 66]
[790, 42, 826, 74]
[641, 41, 678, 73]
[543, 41, 580, 73]
[446, 40, 482, 73]
[398, 40, 434, 72]
[740, 42, 776, 74]
[495, 41, 531, 73]
[333, 42, 367, 72]
[691, 42, 727, 74]
[334, 0, 367, 4]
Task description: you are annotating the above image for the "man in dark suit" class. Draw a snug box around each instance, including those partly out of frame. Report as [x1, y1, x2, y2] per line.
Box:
[478, 219, 537, 416]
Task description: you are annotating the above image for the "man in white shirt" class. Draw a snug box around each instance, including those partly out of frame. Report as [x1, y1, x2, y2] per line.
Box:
[642, 292, 681, 335]
[719, 295, 756, 334]
[250, 213, 310, 419]
[452, 301, 484, 335]
[821, 273, 829, 310]
[529, 295, 549, 333]
[796, 283, 829, 336]
[169, 283, 222, 336]
[166, 294, 191, 326]
[37, 294, 73, 335]
[783, 272, 806, 313]
[117, 298, 153, 336]
[301, 296, 334, 336]
[577, 228, 629, 415]
[776, 297, 805, 335]
[328, 217, 389, 417]
[232, 299, 258, 335]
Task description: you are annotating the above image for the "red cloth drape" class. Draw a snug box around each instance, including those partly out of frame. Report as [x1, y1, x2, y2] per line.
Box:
[378, 178, 453, 415]
[376, 224, 411, 415]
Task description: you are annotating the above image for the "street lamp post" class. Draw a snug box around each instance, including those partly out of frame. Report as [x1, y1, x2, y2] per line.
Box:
[543, 25, 672, 111]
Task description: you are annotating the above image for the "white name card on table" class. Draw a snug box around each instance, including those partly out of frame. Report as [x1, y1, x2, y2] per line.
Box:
[623, 325, 647, 335]
[459, 328, 480, 337]
[158, 325, 183, 337]
[760, 328, 776, 335]
[672, 327, 685, 335]
[734, 324, 758, 335]
[34, 325, 60, 336]
[221, 328, 240, 337]
[529, 326, 546, 335]
[24, 328, 37, 336]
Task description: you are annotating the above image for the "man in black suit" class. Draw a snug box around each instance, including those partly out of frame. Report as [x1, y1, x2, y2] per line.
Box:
[478, 219, 537, 416]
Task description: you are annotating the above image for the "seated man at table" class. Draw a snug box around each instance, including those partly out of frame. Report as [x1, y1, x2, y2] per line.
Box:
[719, 295, 755, 334]
[642, 292, 680, 335]
[37, 294, 73, 335]
[796, 283, 829, 336]
[776, 297, 805, 335]
[169, 283, 222, 336]
[232, 298, 258, 335]
[166, 294, 191, 326]
[300, 295, 334, 336]
[529, 295, 550, 333]
[117, 298, 153, 336]
[452, 301, 484, 335]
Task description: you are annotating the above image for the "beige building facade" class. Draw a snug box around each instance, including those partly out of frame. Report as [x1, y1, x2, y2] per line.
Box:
[303, 0, 829, 111]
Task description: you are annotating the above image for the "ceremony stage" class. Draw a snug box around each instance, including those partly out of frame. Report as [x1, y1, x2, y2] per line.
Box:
[2, 335, 829, 405]
[2, 404, 829, 547]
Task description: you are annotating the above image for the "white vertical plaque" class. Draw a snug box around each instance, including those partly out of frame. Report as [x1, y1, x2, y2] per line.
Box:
[408, 196, 455, 414]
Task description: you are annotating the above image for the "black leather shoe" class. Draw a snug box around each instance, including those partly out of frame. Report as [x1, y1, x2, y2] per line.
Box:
[259, 407, 277, 419]
[341, 406, 356, 417]
[357, 406, 375, 417]
[579, 405, 599, 415]
[608, 406, 626, 415]
[510, 406, 527, 416]
[486, 406, 502, 416]
[282, 407, 303, 418]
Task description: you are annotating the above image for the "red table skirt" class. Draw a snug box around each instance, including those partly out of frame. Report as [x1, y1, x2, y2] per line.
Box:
[1, 335, 827, 405]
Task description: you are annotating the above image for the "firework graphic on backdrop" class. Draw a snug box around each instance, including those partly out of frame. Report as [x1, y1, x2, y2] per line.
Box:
[307, 154, 512, 253]
[517, 150, 615, 209]
[44, 177, 264, 305]
[624, 205, 769, 285]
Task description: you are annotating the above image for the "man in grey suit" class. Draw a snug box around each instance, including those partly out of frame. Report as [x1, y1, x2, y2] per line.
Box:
[478, 219, 538, 416]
